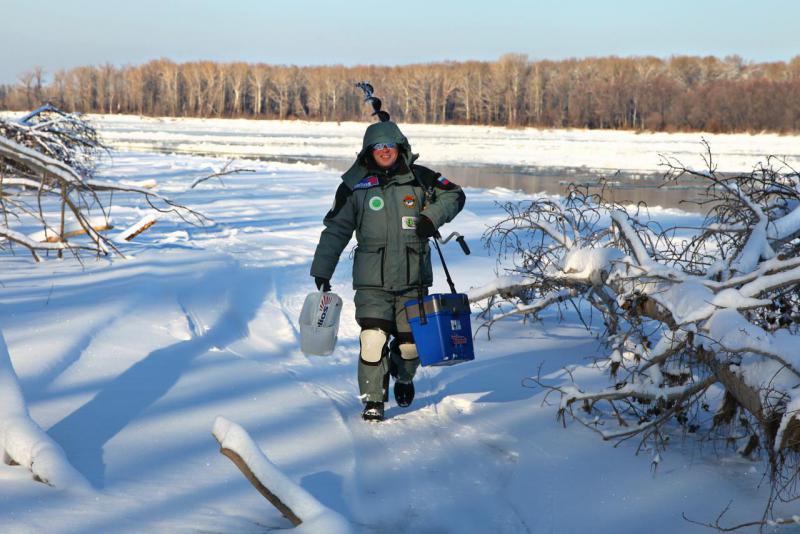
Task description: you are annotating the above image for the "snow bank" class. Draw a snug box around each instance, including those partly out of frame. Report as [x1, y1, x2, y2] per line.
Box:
[212, 416, 351, 533]
[0, 334, 90, 491]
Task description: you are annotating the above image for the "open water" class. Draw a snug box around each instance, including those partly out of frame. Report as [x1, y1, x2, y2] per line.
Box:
[273, 156, 710, 213]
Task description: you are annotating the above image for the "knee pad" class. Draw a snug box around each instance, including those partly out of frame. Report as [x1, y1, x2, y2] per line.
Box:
[360, 329, 388, 363]
[398, 343, 419, 361]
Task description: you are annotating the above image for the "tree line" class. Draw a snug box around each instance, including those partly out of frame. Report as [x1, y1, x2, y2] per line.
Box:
[2, 54, 800, 133]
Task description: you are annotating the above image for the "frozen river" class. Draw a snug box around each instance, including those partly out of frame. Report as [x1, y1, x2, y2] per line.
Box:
[5, 111, 794, 211]
[82, 114, 799, 212]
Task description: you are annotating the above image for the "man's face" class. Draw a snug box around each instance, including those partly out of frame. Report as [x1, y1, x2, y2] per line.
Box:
[372, 143, 399, 169]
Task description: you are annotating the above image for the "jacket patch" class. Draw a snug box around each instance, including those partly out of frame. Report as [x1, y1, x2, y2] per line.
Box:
[435, 175, 458, 191]
[354, 176, 379, 190]
[403, 195, 416, 208]
[401, 216, 416, 230]
[368, 196, 385, 211]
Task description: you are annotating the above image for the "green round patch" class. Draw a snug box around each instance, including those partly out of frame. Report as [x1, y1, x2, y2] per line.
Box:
[369, 196, 384, 211]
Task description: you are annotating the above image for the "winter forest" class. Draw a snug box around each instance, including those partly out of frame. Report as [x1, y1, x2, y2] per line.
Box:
[3, 54, 800, 132]
[2, 37, 800, 534]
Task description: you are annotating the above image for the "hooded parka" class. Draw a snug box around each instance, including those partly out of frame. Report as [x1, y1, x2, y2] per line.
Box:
[311, 121, 465, 292]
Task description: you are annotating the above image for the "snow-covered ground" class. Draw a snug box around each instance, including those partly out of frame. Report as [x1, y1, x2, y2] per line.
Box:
[0, 117, 792, 532]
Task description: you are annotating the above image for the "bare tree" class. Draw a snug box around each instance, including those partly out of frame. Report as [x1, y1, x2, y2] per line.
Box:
[6, 56, 800, 133]
[17, 70, 36, 110]
[249, 63, 268, 117]
[226, 62, 249, 116]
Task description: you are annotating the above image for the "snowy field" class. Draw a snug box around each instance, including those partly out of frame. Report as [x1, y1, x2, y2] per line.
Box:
[0, 116, 795, 532]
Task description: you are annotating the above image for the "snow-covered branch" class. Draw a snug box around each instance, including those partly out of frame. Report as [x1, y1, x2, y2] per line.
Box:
[212, 417, 351, 533]
[480, 289, 577, 328]
[610, 210, 651, 266]
[0, 333, 90, 490]
[561, 374, 716, 409]
[467, 274, 540, 302]
[0, 106, 203, 257]
[477, 148, 800, 518]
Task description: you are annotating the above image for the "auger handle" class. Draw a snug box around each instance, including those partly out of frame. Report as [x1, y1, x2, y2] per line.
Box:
[438, 232, 471, 255]
[456, 235, 471, 255]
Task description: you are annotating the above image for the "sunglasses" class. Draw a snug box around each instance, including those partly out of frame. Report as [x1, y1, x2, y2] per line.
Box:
[372, 143, 397, 151]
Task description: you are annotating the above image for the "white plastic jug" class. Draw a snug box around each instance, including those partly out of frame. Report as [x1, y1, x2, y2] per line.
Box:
[299, 291, 343, 356]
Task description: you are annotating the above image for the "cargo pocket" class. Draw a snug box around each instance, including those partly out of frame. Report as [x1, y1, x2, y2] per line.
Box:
[353, 246, 385, 288]
[406, 244, 433, 286]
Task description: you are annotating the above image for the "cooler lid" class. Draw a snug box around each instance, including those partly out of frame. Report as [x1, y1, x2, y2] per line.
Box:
[404, 293, 470, 321]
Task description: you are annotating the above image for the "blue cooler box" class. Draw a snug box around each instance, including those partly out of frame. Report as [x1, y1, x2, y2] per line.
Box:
[405, 293, 475, 366]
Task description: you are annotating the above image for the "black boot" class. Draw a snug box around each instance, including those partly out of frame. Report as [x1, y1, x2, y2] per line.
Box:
[394, 381, 415, 408]
[362, 401, 384, 422]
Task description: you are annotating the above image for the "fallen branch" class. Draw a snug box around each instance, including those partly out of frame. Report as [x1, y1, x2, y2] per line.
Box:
[29, 217, 113, 243]
[212, 417, 351, 533]
[190, 159, 255, 189]
[1, 109, 204, 257]
[467, 274, 539, 303]
[115, 214, 158, 242]
[475, 150, 800, 520]
[482, 288, 577, 326]
[683, 500, 800, 532]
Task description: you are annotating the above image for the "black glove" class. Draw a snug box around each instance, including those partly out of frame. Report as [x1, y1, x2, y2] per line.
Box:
[415, 215, 438, 239]
[314, 276, 331, 292]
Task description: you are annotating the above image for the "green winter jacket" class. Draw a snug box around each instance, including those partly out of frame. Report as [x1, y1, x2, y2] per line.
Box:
[311, 121, 465, 292]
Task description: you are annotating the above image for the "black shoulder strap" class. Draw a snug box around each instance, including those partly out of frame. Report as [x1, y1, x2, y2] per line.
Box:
[412, 164, 459, 191]
[411, 164, 441, 189]
[409, 164, 436, 208]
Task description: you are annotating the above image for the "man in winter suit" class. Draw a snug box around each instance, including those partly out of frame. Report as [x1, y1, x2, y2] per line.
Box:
[311, 120, 465, 421]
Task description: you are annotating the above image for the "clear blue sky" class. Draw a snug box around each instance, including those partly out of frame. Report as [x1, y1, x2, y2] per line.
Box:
[2, 0, 798, 84]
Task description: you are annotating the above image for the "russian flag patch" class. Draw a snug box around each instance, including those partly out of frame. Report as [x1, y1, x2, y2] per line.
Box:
[438, 176, 451, 186]
[354, 176, 379, 190]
